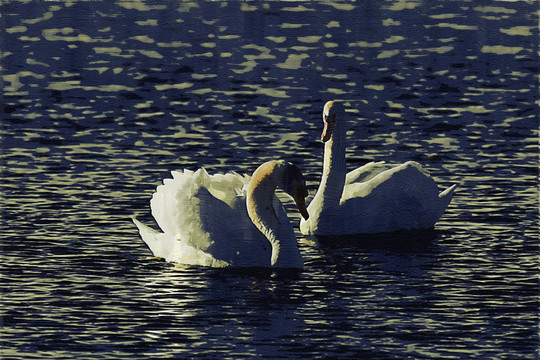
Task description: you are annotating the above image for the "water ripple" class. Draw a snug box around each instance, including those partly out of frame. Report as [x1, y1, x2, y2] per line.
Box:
[1, 0, 538, 359]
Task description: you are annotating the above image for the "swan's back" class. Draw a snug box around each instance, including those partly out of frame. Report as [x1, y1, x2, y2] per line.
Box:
[345, 161, 394, 185]
[328, 161, 455, 234]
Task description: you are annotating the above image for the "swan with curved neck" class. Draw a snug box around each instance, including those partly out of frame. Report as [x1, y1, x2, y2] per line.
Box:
[300, 101, 456, 236]
[134, 160, 309, 268]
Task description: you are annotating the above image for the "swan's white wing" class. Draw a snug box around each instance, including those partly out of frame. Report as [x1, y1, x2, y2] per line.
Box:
[195, 187, 271, 267]
[141, 168, 270, 266]
[204, 171, 250, 207]
[150, 168, 247, 241]
[345, 161, 395, 185]
[339, 161, 454, 233]
[343, 161, 433, 201]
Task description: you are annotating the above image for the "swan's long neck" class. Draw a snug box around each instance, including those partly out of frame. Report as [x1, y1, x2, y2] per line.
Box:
[311, 123, 347, 210]
[246, 166, 299, 267]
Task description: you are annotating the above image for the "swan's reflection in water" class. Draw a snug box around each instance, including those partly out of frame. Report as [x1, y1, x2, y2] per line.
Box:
[139, 263, 307, 355]
[136, 229, 445, 356]
[312, 228, 439, 251]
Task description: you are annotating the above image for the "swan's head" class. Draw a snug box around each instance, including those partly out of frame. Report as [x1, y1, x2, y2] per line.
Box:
[321, 100, 343, 142]
[273, 161, 309, 220]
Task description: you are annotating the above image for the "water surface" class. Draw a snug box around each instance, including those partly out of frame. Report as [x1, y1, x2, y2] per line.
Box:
[1, 1, 538, 359]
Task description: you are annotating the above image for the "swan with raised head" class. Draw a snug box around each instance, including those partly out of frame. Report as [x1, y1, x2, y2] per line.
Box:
[300, 101, 456, 236]
[133, 160, 309, 268]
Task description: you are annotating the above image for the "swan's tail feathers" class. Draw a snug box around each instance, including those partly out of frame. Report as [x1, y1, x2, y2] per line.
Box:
[439, 184, 457, 199]
[132, 217, 163, 258]
[438, 184, 457, 212]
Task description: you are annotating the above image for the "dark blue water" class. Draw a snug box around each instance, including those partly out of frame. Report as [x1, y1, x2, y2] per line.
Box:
[1, 1, 538, 359]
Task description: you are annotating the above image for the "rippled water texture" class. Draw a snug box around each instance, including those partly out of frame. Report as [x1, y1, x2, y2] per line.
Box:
[1, 1, 538, 359]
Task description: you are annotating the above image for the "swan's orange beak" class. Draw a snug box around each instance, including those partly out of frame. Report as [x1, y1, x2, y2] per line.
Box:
[292, 182, 309, 220]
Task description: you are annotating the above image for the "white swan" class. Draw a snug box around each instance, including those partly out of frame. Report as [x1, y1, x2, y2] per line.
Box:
[300, 101, 456, 236]
[133, 160, 309, 268]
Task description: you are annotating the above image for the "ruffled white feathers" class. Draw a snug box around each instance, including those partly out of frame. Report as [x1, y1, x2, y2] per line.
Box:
[134, 161, 306, 268]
